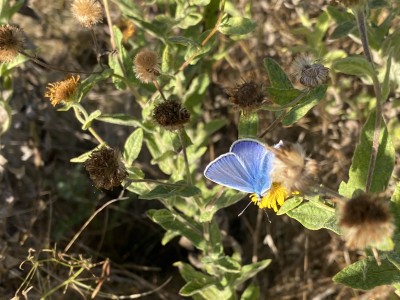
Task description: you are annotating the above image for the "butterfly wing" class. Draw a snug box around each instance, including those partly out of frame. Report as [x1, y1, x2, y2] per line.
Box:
[204, 153, 255, 194]
[230, 139, 274, 195]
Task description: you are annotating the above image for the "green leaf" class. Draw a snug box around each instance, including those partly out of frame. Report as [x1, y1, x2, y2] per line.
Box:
[282, 84, 328, 126]
[202, 255, 241, 273]
[326, 5, 355, 23]
[339, 110, 395, 198]
[265, 88, 301, 106]
[369, 0, 389, 9]
[178, 12, 203, 29]
[70, 145, 104, 163]
[140, 184, 201, 199]
[263, 58, 293, 89]
[78, 69, 113, 101]
[168, 36, 200, 48]
[240, 283, 260, 300]
[123, 128, 143, 166]
[330, 21, 356, 39]
[333, 56, 374, 78]
[148, 209, 205, 250]
[179, 278, 219, 297]
[82, 110, 101, 130]
[238, 113, 258, 138]
[333, 257, 400, 290]
[218, 16, 257, 36]
[190, 0, 211, 5]
[277, 196, 303, 215]
[184, 30, 217, 65]
[234, 259, 271, 286]
[96, 114, 142, 127]
[390, 183, 400, 228]
[382, 54, 392, 101]
[286, 201, 340, 233]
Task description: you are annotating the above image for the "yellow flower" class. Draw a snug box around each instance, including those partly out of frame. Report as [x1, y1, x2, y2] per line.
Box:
[44, 75, 80, 106]
[251, 182, 288, 212]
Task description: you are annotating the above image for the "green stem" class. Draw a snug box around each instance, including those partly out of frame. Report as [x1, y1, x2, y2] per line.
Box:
[355, 8, 383, 193]
[178, 128, 192, 185]
[73, 104, 105, 144]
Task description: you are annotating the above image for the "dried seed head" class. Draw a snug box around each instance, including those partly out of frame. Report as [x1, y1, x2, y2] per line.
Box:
[152, 98, 190, 131]
[291, 54, 329, 88]
[85, 147, 127, 190]
[339, 194, 394, 249]
[71, 0, 103, 28]
[269, 142, 318, 194]
[0, 24, 25, 63]
[44, 75, 80, 106]
[226, 80, 265, 113]
[133, 49, 160, 84]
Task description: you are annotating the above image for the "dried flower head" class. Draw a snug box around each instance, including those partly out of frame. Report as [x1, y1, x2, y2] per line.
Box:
[0, 24, 25, 63]
[45, 75, 80, 106]
[291, 54, 329, 88]
[85, 147, 127, 190]
[226, 80, 265, 112]
[339, 194, 394, 249]
[71, 0, 103, 28]
[152, 98, 190, 131]
[269, 142, 318, 194]
[133, 49, 160, 83]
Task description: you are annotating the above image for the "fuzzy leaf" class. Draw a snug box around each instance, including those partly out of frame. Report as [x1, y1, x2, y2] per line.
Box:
[265, 88, 301, 106]
[82, 110, 101, 130]
[140, 184, 201, 199]
[286, 201, 339, 233]
[234, 259, 271, 286]
[218, 16, 257, 36]
[202, 255, 241, 273]
[277, 196, 303, 215]
[148, 209, 205, 250]
[333, 257, 400, 290]
[333, 56, 374, 77]
[330, 21, 356, 39]
[282, 84, 328, 126]
[123, 128, 143, 166]
[339, 110, 395, 198]
[240, 283, 260, 300]
[96, 114, 142, 127]
[263, 58, 293, 89]
[238, 113, 258, 138]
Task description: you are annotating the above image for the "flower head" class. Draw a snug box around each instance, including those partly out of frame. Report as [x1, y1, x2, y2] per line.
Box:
[85, 147, 127, 190]
[44, 75, 80, 106]
[0, 24, 25, 63]
[339, 194, 394, 249]
[133, 49, 160, 83]
[251, 182, 288, 212]
[152, 98, 190, 131]
[269, 142, 318, 194]
[71, 0, 103, 28]
[226, 79, 265, 113]
[291, 54, 329, 88]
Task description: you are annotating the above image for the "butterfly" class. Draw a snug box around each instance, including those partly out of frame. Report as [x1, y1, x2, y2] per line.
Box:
[204, 139, 275, 202]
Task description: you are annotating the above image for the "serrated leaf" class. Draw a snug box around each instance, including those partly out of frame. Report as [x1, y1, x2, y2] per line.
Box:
[218, 16, 257, 36]
[96, 114, 142, 127]
[234, 259, 271, 286]
[263, 58, 293, 89]
[277, 196, 303, 215]
[333, 56, 374, 77]
[339, 110, 395, 198]
[282, 84, 328, 126]
[238, 113, 258, 138]
[123, 128, 143, 166]
[330, 21, 356, 39]
[333, 257, 400, 290]
[148, 209, 205, 250]
[140, 184, 201, 199]
[286, 201, 339, 233]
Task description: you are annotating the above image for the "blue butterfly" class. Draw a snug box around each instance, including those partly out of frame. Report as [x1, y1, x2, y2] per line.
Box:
[204, 139, 275, 200]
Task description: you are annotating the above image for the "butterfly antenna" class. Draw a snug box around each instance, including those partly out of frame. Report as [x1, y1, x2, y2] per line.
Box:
[238, 200, 253, 217]
[263, 209, 271, 223]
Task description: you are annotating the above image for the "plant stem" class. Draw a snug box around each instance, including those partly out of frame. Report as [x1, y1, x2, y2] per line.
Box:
[355, 8, 383, 193]
[178, 128, 192, 185]
[153, 79, 168, 101]
[73, 104, 106, 145]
